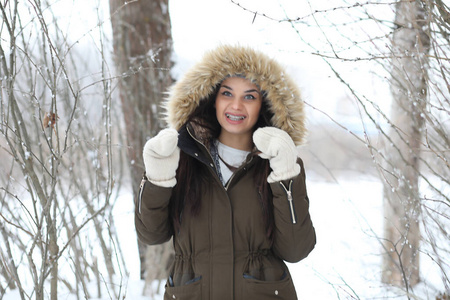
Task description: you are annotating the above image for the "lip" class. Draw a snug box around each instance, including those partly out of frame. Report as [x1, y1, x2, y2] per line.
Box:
[225, 113, 246, 124]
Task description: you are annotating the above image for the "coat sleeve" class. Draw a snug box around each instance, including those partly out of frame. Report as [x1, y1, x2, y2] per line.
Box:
[135, 178, 174, 245]
[270, 158, 316, 263]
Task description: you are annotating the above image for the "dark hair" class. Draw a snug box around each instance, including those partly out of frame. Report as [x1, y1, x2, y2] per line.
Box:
[171, 87, 276, 242]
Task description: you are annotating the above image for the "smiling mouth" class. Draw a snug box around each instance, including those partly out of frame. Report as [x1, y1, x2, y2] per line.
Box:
[226, 113, 246, 121]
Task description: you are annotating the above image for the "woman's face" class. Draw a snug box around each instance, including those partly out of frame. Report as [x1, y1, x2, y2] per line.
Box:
[215, 77, 262, 148]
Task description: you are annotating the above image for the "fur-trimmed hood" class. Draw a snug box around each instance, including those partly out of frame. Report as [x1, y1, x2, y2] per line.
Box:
[164, 45, 306, 145]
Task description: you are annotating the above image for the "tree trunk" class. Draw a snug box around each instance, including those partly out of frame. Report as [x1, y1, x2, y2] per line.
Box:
[109, 0, 174, 282]
[382, 0, 430, 290]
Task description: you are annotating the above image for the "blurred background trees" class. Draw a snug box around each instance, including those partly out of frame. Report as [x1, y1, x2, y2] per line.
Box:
[109, 0, 174, 289]
[382, 0, 431, 288]
[0, 1, 127, 299]
[233, 0, 448, 296]
[1, 0, 448, 299]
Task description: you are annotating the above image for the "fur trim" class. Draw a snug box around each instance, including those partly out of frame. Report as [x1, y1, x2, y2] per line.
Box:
[163, 45, 306, 145]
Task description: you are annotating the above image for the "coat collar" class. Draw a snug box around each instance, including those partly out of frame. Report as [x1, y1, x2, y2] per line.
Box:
[177, 122, 259, 174]
[177, 123, 212, 167]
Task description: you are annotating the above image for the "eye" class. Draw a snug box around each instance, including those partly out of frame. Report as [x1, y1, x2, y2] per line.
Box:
[221, 91, 232, 97]
[244, 94, 256, 100]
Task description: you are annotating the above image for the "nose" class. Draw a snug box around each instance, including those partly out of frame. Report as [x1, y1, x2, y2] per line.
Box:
[231, 98, 243, 110]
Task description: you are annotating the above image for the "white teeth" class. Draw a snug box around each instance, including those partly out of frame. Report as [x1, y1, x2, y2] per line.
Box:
[226, 113, 245, 121]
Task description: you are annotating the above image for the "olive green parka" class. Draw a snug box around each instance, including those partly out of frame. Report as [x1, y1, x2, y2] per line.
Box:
[135, 45, 316, 300]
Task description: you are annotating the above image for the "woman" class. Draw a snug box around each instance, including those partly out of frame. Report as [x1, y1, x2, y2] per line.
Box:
[136, 45, 316, 300]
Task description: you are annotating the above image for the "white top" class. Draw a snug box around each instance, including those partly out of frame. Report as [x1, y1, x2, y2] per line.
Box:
[217, 141, 250, 185]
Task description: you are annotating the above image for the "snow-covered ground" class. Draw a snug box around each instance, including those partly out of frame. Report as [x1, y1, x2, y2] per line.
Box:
[2, 175, 446, 299]
[110, 175, 445, 299]
[2, 1, 447, 298]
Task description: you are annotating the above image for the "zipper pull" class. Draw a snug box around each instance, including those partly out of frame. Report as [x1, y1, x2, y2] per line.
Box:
[280, 180, 297, 224]
[138, 176, 146, 214]
[286, 189, 297, 224]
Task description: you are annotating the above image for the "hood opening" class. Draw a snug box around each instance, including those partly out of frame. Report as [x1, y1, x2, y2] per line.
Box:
[164, 45, 306, 146]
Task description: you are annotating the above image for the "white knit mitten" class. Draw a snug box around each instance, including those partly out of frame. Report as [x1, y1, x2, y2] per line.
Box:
[253, 127, 300, 183]
[143, 128, 180, 188]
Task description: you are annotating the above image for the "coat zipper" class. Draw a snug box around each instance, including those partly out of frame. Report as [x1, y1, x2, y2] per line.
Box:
[280, 180, 297, 224]
[187, 126, 239, 299]
[186, 126, 225, 187]
[224, 156, 253, 191]
[138, 176, 147, 214]
[225, 169, 238, 191]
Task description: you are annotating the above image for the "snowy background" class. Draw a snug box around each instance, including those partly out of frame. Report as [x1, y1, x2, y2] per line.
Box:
[1, 0, 448, 299]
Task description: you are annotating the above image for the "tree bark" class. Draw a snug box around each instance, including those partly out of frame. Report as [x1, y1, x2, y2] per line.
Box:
[109, 0, 174, 281]
[382, 0, 431, 289]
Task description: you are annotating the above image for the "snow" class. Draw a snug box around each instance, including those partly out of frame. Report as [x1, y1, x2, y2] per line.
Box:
[75, 176, 443, 299]
[1, 0, 448, 299]
[3, 177, 381, 300]
[291, 179, 384, 298]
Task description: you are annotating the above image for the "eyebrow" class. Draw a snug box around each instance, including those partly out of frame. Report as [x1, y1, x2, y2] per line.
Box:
[220, 85, 260, 94]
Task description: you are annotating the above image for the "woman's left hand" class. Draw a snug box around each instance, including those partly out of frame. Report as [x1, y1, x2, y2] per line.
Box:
[253, 127, 301, 183]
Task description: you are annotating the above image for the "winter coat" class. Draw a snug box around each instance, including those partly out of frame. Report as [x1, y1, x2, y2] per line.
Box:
[135, 45, 316, 300]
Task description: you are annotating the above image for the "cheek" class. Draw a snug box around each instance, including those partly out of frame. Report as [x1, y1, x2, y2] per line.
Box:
[215, 103, 225, 123]
[215, 101, 223, 115]
[252, 103, 263, 118]
[215, 108, 220, 120]
[215, 97, 224, 111]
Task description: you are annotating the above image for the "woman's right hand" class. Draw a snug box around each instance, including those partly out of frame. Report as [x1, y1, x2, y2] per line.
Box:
[143, 128, 180, 188]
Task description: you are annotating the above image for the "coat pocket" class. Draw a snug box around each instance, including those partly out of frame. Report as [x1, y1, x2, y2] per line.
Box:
[164, 276, 202, 300]
[242, 272, 297, 300]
